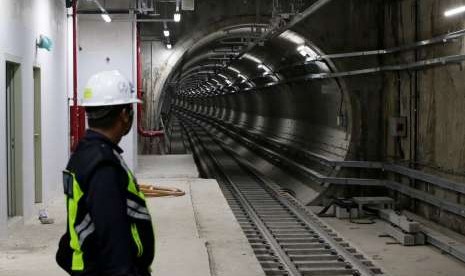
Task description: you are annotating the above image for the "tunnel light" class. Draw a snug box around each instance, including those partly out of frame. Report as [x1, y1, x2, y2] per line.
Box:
[174, 1, 181, 22]
[243, 53, 263, 64]
[445, 6, 465, 17]
[218, 74, 233, 86]
[237, 74, 247, 83]
[174, 12, 181, 22]
[257, 64, 268, 71]
[174, 13, 181, 22]
[297, 45, 318, 61]
[258, 64, 272, 75]
[228, 67, 241, 74]
[90, 0, 111, 23]
[297, 45, 310, 56]
[257, 64, 269, 71]
[163, 29, 170, 37]
[101, 13, 112, 23]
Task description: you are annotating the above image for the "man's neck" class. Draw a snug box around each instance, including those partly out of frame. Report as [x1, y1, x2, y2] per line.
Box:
[89, 128, 121, 144]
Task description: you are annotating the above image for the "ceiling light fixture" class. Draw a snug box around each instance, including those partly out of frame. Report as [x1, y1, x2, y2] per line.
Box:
[101, 13, 112, 23]
[174, 3, 181, 23]
[445, 6, 465, 17]
[90, 0, 112, 23]
[237, 74, 247, 83]
[228, 67, 241, 74]
[174, 12, 181, 22]
[258, 63, 272, 72]
[163, 21, 170, 37]
[243, 53, 263, 64]
[297, 45, 318, 60]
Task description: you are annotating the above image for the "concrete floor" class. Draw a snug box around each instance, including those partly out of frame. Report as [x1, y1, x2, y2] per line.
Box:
[146, 178, 265, 276]
[0, 196, 65, 276]
[320, 217, 465, 276]
[139, 154, 265, 276]
[3, 153, 464, 276]
[0, 154, 264, 276]
[137, 154, 199, 179]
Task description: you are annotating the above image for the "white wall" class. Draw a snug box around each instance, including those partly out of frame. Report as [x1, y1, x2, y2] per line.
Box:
[0, 0, 69, 237]
[77, 14, 138, 170]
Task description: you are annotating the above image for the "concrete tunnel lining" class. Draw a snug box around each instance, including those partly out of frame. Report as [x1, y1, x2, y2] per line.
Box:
[144, 18, 357, 201]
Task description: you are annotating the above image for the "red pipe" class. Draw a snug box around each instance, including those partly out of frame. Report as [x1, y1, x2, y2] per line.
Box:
[136, 24, 164, 137]
[70, 0, 86, 151]
[70, 0, 79, 151]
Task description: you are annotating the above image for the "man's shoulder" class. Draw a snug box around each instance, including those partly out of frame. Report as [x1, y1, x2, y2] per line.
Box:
[67, 139, 122, 177]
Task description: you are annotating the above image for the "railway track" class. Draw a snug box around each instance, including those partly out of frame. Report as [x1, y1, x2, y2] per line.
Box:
[178, 111, 385, 276]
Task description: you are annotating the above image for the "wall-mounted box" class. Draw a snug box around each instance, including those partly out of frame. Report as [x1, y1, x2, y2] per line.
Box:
[182, 0, 195, 10]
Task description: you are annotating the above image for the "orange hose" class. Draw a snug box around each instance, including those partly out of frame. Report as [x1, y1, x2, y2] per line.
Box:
[139, 184, 185, 197]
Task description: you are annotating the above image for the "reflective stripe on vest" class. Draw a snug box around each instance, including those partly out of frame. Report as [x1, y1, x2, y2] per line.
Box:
[65, 171, 86, 271]
[126, 168, 151, 257]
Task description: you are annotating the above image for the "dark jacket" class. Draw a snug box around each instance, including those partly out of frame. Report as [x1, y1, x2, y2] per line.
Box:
[56, 130, 154, 276]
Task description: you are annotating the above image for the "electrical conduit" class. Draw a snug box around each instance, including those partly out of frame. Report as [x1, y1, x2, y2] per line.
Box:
[137, 24, 164, 137]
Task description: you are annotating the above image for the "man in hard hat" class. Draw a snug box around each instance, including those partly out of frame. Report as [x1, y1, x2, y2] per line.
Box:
[56, 70, 154, 276]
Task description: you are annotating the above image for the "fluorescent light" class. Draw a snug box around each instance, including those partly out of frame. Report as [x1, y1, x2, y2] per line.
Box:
[101, 13, 111, 23]
[258, 64, 272, 72]
[174, 12, 181, 22]
[297, 45, 319, 60]
[163, 29, 170, 37]
[306, 57, 316, 62]
[166, 44, 172, 49]
[228, 67, 240, 74]
[298, 45, 313, 56]
[445, 6, 465, 17]
[243, 53, 263, 64]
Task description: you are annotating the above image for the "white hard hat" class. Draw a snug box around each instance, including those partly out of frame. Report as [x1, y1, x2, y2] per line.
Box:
[81, 70, 141, 106]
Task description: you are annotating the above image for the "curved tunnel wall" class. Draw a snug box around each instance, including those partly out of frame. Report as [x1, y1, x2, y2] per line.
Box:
[178, 79, 349, 161]
[140, 0, 465, 235]
[137, 0, 385, 202]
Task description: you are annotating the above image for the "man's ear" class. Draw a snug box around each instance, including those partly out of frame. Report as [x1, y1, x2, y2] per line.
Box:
[121, 108, 130, 123]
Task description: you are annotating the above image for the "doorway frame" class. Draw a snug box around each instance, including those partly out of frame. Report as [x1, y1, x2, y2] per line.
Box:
[4, 56, 23, 219]
[33, 66, 43, 204]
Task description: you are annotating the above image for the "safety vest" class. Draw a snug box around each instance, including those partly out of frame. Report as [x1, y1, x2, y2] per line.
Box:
[63, 155, 152, 272]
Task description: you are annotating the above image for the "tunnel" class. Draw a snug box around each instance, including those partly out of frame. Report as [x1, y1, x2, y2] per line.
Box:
[138, 0, 385, 205]
[2, 1, 465, 275]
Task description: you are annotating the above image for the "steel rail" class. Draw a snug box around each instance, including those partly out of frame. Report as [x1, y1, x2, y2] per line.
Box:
[181, 120, 300, 275]
[210, 155, 303, 276]
[179, 106, 465, 197]
[179, 112, 385, 276]
[176, 106, 465, 222]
